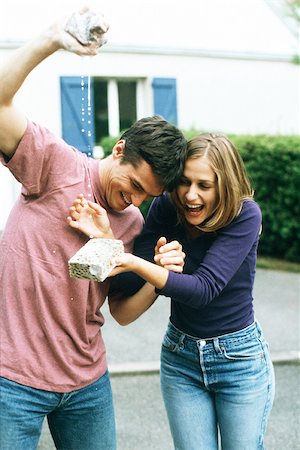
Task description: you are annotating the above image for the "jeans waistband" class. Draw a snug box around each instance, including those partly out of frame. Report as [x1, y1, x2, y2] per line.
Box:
[168, 320, 259, 344]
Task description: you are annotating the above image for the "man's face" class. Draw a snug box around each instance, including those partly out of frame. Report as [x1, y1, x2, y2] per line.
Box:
[104, 141, 163, 211]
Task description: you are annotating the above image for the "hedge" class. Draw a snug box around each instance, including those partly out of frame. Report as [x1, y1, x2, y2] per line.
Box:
[100, 133, 300, 262]
[231, 135, 300, 262]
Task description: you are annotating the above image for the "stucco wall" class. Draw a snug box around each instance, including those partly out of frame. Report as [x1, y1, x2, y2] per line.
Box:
[0, 0, 299, 230]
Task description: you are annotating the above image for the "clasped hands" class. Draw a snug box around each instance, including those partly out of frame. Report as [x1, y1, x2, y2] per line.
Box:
[67, 194, 185, 274]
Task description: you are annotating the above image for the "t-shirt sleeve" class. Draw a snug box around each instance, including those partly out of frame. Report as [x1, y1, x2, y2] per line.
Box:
[158, 201, 262, 308]
[1, 121, 82, 197]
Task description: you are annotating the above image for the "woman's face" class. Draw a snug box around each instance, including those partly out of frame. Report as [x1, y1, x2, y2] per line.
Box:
[177, 155, 218, 226]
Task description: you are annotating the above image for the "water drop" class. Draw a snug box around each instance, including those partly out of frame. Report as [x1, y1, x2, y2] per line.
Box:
[87, 75, 91, 107]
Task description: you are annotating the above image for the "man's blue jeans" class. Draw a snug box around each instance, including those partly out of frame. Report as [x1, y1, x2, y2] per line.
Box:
[160, 321, 275, 450]
[0, 370, 116, 450]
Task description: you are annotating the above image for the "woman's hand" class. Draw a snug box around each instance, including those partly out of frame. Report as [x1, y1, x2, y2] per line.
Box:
[67, 194, 114, 239]
[109, 237, 186, 278]
[109, 253, 137, 277]
[154, 237, 185, 273]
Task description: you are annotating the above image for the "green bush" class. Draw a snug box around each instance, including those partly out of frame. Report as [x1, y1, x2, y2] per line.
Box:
[99, 135, 118, 158]
[100, 132, 300, 262]
[231, 135, 300, 262]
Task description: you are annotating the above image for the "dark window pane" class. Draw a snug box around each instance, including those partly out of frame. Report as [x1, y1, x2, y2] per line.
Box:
[118, 81, 137, 132]
[94, 79, 109, 141]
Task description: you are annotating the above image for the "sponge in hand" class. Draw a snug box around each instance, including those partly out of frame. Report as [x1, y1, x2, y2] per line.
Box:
[68, 238, 124, 282]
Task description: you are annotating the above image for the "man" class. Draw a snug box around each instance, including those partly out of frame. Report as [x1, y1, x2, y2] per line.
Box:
[0, 8, 186, 450]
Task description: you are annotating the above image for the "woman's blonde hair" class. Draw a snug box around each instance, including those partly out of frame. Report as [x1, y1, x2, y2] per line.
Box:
[171, 133, 254, 233]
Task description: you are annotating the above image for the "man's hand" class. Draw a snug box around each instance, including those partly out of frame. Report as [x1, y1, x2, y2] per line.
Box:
[154, 237, 185, 273]
[67, 194, 114, 239]
[50, 7, 109, 56]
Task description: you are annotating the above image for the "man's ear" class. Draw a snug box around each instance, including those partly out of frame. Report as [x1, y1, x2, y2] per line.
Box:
[112, 140, 125, 159]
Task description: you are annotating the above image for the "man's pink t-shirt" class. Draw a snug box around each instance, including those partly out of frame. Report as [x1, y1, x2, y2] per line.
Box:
[0, 121, 144, 392]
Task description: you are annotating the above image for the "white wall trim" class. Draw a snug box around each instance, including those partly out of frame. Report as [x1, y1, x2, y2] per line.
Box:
[107, 79, 120, 136]
[0, 40, 296, 63]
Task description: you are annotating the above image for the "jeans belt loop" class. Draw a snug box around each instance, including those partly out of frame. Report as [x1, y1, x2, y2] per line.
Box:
[213, 337, 222, 354]
[178, 333, 185, 350]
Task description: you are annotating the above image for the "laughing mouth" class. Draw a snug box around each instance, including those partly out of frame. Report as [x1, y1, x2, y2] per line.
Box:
[121, 192, 132, 206]
[185, 204, 204, 213]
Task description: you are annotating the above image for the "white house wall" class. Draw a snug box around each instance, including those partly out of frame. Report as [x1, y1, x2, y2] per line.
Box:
[0, 0, 299, 230]
[3, 49, 298, 136]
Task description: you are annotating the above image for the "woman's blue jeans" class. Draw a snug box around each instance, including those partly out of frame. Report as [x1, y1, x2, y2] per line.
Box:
[0, 370, 116, 450]
[160, 321, 275, 450]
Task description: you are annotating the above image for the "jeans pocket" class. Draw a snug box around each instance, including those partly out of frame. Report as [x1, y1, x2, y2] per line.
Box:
[220, 337, 264, 361]
[161, 333, 183, 353]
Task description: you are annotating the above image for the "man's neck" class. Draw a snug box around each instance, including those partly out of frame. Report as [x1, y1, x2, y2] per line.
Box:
[98, 154, 113, 189]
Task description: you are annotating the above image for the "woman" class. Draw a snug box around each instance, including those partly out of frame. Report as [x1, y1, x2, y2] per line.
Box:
[68, 133, 275, 450]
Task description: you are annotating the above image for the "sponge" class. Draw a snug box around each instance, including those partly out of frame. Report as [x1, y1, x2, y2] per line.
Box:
[68, 238, 124, 282]
[65, 10, 108, 46]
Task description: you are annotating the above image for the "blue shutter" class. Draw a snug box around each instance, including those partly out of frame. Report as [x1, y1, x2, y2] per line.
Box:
[152, 78, 178, 125]
[60, 76, 95, 154]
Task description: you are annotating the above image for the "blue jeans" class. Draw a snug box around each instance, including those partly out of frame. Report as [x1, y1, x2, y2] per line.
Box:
[0, 371, 116, 450]
[160, 321, 275, 450]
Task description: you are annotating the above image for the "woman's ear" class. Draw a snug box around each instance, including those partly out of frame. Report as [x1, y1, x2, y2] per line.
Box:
[112, 140, 125, 159]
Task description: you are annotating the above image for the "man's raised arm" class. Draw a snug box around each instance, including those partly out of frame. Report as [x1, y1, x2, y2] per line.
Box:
[0, 7, 108, 158]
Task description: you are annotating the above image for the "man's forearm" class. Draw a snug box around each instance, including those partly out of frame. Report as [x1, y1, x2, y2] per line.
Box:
[0, 31, 61, 157]
[108, 282, 158, 325]
[0, 9, 108, 158]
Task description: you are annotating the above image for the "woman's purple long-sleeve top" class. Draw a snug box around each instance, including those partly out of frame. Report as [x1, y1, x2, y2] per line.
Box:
[118, 193, 262, 337]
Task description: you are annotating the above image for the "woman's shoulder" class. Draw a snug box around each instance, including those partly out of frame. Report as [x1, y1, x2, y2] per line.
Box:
[218, 199, 262, 239]
[241, 199, 262, 219]
[229, 199, 262, 233]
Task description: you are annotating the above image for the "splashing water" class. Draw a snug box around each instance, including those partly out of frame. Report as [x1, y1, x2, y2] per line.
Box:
[80, 58, 93, 156]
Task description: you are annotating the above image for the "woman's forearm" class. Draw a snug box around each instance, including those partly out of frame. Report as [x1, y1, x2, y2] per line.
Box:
[115, 254, 169, 289]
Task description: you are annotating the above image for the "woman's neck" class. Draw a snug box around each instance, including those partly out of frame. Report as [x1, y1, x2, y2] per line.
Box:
[185, 223, 203, 240]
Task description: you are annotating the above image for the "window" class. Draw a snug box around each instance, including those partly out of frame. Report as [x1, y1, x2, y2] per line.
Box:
[93, 78, 137, 142]
[118, 81, 137, 132]
[94, 80, 109, 139]
[60, 76, 177, 153]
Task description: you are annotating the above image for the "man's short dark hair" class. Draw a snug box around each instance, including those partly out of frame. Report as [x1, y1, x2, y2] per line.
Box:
[120, 116, 187, 192]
